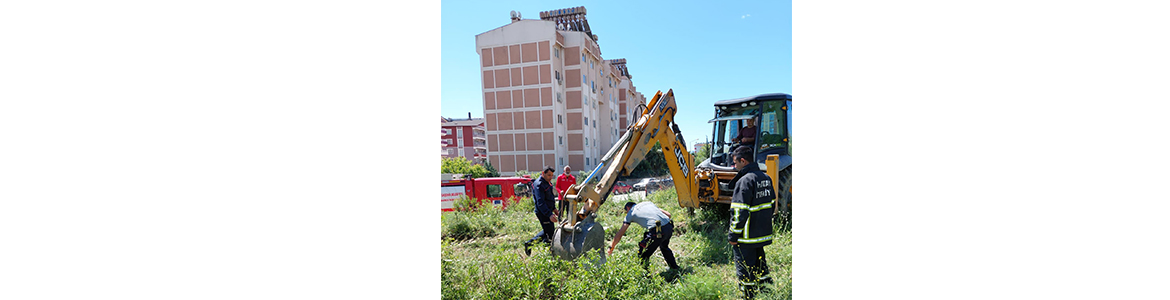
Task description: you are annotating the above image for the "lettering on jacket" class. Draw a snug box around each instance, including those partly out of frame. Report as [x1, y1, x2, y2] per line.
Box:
[755, 179, 772, 199]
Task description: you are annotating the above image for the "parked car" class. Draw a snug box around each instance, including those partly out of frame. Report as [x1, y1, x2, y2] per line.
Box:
[612, 181, 632, 194]
[632, 178, 656, 192]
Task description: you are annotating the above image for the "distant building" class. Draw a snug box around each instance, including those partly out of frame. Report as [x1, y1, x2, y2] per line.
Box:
[694, 142, 708, 151]
[476, 6, 647, 175]
[441, 114, 488, 164]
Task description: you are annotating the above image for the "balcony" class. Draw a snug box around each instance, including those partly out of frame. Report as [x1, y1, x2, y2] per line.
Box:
[474, 141, 487, 149]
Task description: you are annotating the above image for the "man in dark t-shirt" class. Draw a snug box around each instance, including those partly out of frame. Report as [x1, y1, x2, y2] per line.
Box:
[734, 116, 758, 147]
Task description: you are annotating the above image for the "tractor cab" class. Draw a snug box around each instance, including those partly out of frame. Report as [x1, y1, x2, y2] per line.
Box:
[705, 93, 792, 171]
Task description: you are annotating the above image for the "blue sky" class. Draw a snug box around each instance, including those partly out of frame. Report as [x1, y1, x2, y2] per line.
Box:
[441, 0, 791, 148]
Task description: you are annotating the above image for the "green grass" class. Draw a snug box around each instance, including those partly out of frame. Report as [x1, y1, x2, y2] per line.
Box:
[441, 189, 792, 300]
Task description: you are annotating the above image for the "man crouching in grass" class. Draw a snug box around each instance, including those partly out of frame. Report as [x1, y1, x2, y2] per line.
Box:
[607, 201, 680, 270]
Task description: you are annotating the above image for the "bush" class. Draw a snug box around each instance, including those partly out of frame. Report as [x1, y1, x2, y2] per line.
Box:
[452, 195, 480, 212]
[441, 204, 505, 240]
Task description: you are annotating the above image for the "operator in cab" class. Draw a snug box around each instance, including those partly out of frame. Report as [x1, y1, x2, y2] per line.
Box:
[728, 146, 776, 299]
[524, 166, 559, 256]
[607, 201, 680, 270]
[732, 116, 759, 149]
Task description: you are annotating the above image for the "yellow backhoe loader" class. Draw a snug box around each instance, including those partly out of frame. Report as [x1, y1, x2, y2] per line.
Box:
[549, 89, 792, 262]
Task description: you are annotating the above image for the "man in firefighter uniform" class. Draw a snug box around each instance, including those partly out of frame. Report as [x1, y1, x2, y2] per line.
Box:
[727, 146, 775, 299]
[524, 166, 559, 256]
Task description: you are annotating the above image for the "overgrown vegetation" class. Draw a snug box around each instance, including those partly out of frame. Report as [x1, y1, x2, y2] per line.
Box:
[441, 189, 792, 299]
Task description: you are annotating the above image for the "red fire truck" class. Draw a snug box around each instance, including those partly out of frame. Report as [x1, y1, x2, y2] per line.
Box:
[440, 174, 534, 212]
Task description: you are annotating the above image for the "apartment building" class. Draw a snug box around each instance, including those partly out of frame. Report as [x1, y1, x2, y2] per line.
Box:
[441, 115, 488, 164]
[476, 6, 646, 175]
[609, 59, 648, 137]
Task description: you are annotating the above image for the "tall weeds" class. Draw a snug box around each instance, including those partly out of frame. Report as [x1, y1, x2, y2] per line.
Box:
[441, 190, 792, 300]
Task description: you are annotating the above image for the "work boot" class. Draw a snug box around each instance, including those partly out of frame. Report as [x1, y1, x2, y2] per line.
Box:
[523, 241, 532, 256]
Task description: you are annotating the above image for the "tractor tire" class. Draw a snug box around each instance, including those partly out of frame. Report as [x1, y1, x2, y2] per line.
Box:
[773, 166, 792, 231]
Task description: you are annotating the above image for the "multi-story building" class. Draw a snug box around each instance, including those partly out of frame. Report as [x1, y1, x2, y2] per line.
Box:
[476, 6, 647, 175]
[609, 59, 647, 138]
[441, 115, 488, 164]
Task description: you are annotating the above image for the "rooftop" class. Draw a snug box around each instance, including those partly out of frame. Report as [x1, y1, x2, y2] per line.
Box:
[539, 6, 594, 41]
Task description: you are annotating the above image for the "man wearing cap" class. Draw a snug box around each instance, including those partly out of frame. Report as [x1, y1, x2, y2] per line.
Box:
[524, 166, 559, 256]
[728, 146, 776, 299]
[606, 201, 680, 270]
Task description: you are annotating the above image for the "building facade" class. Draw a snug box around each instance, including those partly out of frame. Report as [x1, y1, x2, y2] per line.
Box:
[441, 116, 488, 164]
[476, 6, 647, 175]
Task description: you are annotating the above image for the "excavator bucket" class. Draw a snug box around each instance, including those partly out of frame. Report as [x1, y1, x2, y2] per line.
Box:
[550, 215, 607, 266]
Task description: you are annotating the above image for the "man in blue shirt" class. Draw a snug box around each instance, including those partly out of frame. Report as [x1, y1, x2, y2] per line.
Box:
[524, 166, 559, 256]
[606, 201, 680, 270]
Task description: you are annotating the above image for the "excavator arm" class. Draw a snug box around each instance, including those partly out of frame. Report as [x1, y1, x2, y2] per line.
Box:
[561, 89, 699, 226]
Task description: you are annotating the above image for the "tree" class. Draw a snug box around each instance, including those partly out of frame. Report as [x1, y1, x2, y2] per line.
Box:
[441, 157, 491, 178]
[629, 142, 668, 178]
[694, 143, 712, 163]
[482, 161, 501, 177]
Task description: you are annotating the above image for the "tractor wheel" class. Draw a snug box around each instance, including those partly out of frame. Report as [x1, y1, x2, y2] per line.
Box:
[773, 166, 792, 231]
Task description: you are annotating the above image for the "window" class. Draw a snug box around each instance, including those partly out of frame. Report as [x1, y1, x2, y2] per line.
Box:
[591, 81, 594, 91]
[555, 71, 560, 80]
[581, 54, 585, 63]
[593, 120, 596, 128]
[555, 47, 560, 58]
[757, 101, 787, 149]
[585, 138, 588, 146]
[559, 136, 563, 145]
[560, 157, 565, 166]
[583, 75, 586, 84]
[590, 60, 594, 69]
[486, 184, 502, 198]
[457, 128, 463, 138]
[557, 92, 562, 102]
[557, 114, 562, 124]
[586, 157, 590, 165]
[458, 148, 464, 157]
